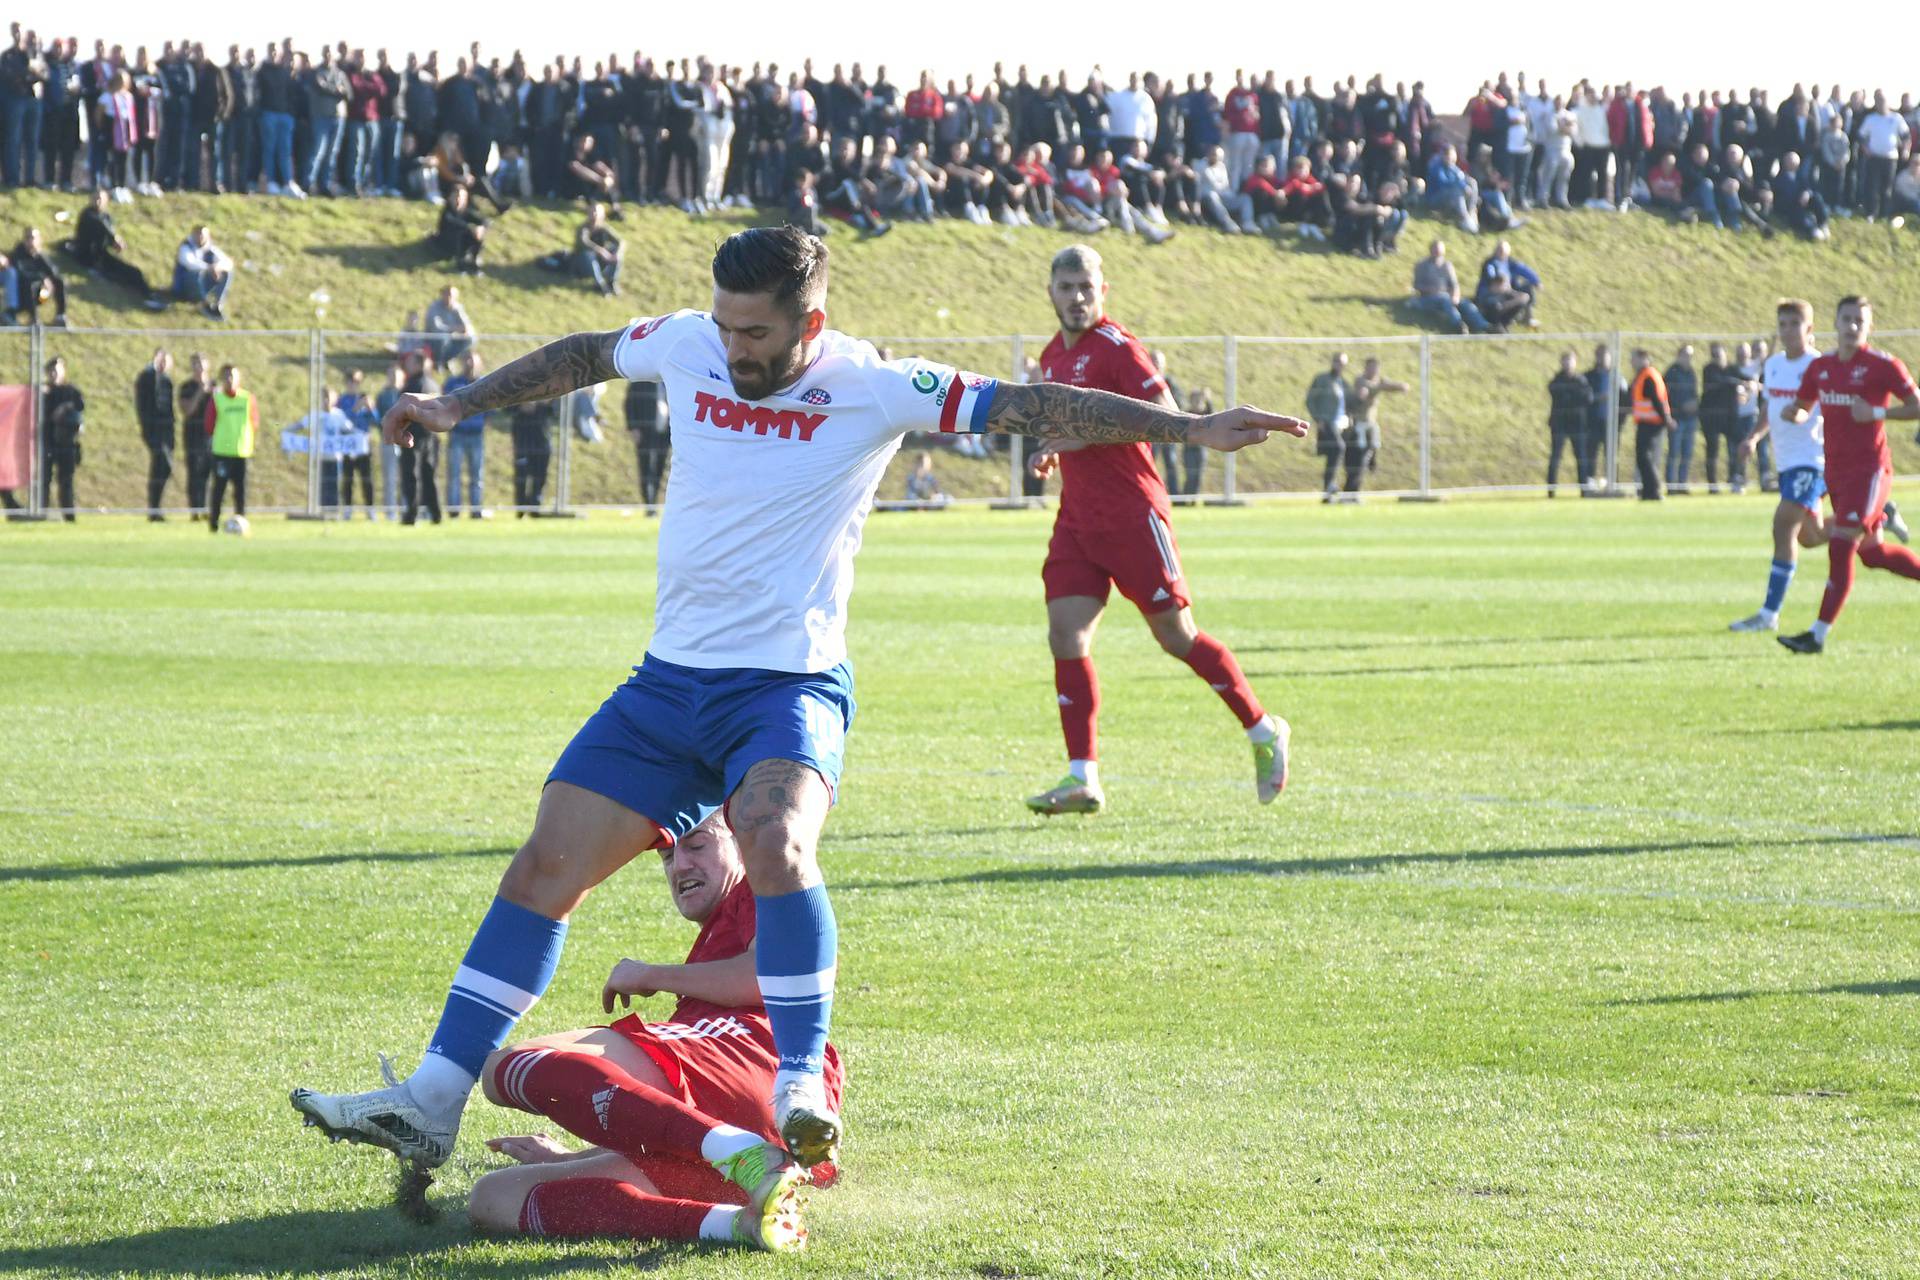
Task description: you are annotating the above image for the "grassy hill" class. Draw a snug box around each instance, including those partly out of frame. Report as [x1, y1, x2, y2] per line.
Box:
[5, 189, 1918, 511]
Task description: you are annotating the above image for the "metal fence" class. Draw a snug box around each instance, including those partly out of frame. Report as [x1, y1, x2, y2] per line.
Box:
[6, 324, 1918, 520]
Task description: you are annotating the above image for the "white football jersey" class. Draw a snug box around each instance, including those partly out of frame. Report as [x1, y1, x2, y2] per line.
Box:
[612, 310, 998, 673]
[1764, 349, 1822, 473]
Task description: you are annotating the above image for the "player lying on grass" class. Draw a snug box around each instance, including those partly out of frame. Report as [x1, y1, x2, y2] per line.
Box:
[291, 226, 1307, 1182]
[1023, 244, 1290, 816]
[464, 813, 836, 1253]
[1729, 298, 1909, 634]
[1775, 295, 1920, 654]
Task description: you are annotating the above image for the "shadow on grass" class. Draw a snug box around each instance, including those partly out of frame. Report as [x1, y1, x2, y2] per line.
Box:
[0, 1204, 676, 1278]
[1841, 719, 1920, 732]
[304, 239, 448, 275]
[1613, 978, 1920, 1006]
[849, 834, 1900, 891]
[0, 845, 516, 883]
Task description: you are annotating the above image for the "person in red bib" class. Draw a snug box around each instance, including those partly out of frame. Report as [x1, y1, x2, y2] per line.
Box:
[467, 813, 842, 1253]
[1778, 294, 1920, 654]
[1025, 244, 1300, 814]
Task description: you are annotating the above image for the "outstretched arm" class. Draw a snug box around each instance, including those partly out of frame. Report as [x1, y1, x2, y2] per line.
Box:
[982, 381, 1308, 451]
[382, 328, 624, 446]
[602, 947, 761, 1013]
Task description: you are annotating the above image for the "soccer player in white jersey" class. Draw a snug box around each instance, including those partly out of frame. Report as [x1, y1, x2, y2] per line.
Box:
[1730, 298, 1909, 633]
[290, 227, 1307, 1179]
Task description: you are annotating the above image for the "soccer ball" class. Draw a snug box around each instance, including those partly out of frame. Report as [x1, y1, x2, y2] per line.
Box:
[223, 515, 251, 536]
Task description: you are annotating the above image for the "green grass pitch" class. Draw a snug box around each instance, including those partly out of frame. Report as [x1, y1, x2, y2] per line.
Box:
[1, 497, 1916, 1278]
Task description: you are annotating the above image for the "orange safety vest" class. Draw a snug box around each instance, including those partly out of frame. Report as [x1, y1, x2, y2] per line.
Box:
[1631, 367, 1670, 425]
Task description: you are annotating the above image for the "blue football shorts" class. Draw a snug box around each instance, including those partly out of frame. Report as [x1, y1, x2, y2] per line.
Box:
[1778, 466, 1826, 514]
[548, 652, 855, 842]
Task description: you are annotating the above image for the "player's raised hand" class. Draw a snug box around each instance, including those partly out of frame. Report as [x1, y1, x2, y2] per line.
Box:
[1191, 407, 1310, 452]
[602, 958, 659, 1013]
[382, 392, 461, 447]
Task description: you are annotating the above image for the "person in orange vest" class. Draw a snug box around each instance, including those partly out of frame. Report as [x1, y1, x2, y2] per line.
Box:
[1629, 348, 1674, 501]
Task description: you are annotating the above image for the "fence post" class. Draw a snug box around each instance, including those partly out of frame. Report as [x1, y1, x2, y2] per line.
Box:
[307, 328, 323, 517]
[26, 322, 44, 519]
[1214, 334, 1242, 505]
[555, 388, 573, 516]
[1417, 334, 1435, 499]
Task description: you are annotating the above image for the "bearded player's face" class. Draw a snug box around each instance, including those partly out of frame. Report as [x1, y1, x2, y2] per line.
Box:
[1049, 268, 1106, 336]
[712, 287, 822, 401]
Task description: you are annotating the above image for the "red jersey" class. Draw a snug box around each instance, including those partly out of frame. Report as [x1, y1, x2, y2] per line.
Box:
[1224, 87, 1261, 134]
[1797, 346, 1917, 474]
[1038, 318, 1172, 530]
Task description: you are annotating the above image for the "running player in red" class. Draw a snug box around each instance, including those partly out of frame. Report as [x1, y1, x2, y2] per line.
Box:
[1024, 244, 1303, 814]
[463, 814, 840, 1253]
[1778, 295, 1920, 654]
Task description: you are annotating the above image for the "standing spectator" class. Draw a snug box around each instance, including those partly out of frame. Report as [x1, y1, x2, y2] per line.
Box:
[624, 376, 668, 511]
[1546, 350, 1595, 495]
[507, 397, 555, 515]
[158, 41, 195, 190]
[1663, 344, 1699, 493]
[337, 368, 378, 520]
[1525, 79, 1558, 203]
[172, 224, 233, 320]
[1736, 339, 1769, 491]
[1105, 71, 1154, 160]
[1424, 143, 1480, 232]
[203, 362, 257, 532]
[62, 188, 168, 309]
[1814, 113, 1850, 211]
[1583, 344, 1622, 489]
[178, 352, 212, 517]
[1698, 342, 1744, 492]
[1857, 91, 1910, 220]
[1607, 83, 1651, 208]
[8, 227, 67, 326]
[1572, 85, 1611, 205]
[255, 45, 299, 195]
[40, 356, 84, 521]
[434, 183, 488, 274]
[398, 350, 442, 525]
[1306, 352, 1351, 502]
[1407, 238, 1487, 334]
[42, 37, 80, 192]
[224, 45, 257, 195]
[1179, 385, 1212, 497]
[135, 349, 175, 520]
[1222, 71, 1260, 192]
[691, 60, 735, 213]
[903, 71, 942, 152]
[1255, 71, 1291, 172]
[423, 284, 475, 368]
[440, 353, 489, 519]
[1183, 72, 1222, 163]
[344, 52, 383, 197]
[1, 29, 40, 189]
[1501, 90, 1532, 210]
[1628, 348, 1673, 500]
[1071, 70, 1109, 157]
[372, 361, 405, 520]
[1345, 358, 1407, 498]
[188, 43, 231, 193]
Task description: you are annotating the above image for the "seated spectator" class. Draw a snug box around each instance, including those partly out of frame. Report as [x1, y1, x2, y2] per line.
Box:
[1010, 143, 1056, 227]
[1682, 142, 1726, 227]
[1091, 146, 1174, 243]
[7, 228, 68, 327]
[820, 137, 893, 236]
[985, 140, 1037, 227]
[1277, 155, 1332, 241]
[434, 185, 489, 275]
[1424, 143, 1481, 233]
[1193, 145, 1243, 233]
[1474, 239, 1539, 332]
[1116, 140, 1170, 226]
[1895, 157, 1920, 216]
[573, 202, 623, 296]
[868, 136, 935, 222]
[61, 189, 168, 311]
[1469, 144, 1525, 232]
[1237, 154, 1286, 231]
[1330, 173, 1395, 257]
[784, 168, 828, 235]
[1769, 152, 1830, 240]
[492, 142, 532, 202]
[172, 224, 233, 321]
[1056, 145, 1111, 234]
[423, 284, 476, 368]
[940, 140, 995, 225]
[564, 133, 621, 218]
[1408, 238, 1488, 334]
[1643, 150, 1689, 217]
[904, 451, 947, 504]
[1711, 144, 1774, 234]
[1378, 140, 1424, 204]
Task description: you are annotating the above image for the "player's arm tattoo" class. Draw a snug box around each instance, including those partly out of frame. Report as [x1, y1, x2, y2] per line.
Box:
[983, 382, 1196, 444]
[443, 329, 623, 416]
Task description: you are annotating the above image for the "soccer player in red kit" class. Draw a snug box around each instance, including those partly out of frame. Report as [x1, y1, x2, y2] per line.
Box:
[464, 814, 841, 1252]
[1025, 244, 1304, 814]
[1778, 295, 1920, 654]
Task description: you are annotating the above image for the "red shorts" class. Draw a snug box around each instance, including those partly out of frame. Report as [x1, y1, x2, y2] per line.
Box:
[1042, 510, 1190, 614]
[1826, 466, 1891, 533]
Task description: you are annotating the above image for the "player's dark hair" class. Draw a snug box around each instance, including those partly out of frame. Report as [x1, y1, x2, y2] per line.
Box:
[711, 227, 829, 318]
[1777, 298, 1813, 322]
[1838, 294, 1872, 312]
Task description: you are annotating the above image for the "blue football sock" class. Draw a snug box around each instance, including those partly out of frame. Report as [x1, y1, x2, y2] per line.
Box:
[754, 885, 837, 1077]
[1762, 558, 1795, 614]
[423, 896, 568, 1086]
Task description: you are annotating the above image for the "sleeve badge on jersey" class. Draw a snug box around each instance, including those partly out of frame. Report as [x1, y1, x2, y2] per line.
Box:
[630, 316, 666, 342]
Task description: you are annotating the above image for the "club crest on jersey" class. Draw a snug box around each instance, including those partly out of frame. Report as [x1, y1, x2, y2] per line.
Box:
[800, 387, 832, 405]
[1073, 353, 1092, 376]
[692, 390, 827, 442]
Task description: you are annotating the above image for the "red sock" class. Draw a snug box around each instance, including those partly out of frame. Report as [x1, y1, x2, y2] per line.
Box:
[1180, 632, 1265, 728]
[1859, 539, 1920, 581]
[1054, 658, 1099, 762]
[521, 1177, 718, 1241]
[492, 1047, 715, 1163]
[1818, 539, 1857, 625]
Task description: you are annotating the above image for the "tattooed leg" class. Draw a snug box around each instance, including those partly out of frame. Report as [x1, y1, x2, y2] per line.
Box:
[726, 758, 833, 895]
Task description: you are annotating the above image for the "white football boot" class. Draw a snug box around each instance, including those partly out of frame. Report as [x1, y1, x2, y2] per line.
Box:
[290, 1054, 460, 1168]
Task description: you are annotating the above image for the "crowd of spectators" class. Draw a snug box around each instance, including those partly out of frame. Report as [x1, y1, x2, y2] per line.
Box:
[4, 23, 1916, 266]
